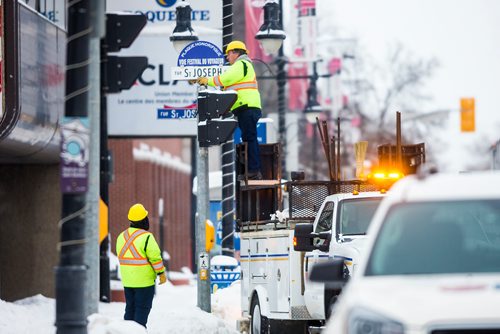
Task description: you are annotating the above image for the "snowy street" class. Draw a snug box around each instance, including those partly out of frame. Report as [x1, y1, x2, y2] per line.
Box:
[0, 278, 241, 334]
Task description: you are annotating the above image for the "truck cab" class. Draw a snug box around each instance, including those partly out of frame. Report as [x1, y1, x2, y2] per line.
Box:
[295, 191, 386, 320]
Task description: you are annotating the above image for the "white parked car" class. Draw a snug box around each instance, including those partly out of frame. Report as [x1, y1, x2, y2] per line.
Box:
[312, 171, 500, 333]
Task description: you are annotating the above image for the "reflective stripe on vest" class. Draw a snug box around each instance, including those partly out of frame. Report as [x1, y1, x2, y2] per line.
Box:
[118, 229, 149, 266]
[151, 260, 164, 271]
[213, 76, 223, 87]
[226, 80, 259, 91]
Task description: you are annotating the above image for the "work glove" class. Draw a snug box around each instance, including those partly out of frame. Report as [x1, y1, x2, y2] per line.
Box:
[158, 271, 167, 285]
[188, 79, 197, 85]
[197, 77, 208, 86]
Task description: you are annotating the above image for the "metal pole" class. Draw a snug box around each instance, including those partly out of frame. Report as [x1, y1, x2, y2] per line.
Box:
[277, 0, 287, 177]
[56, 0, 90, 332]
[197, 143, 211, 312]
[312, 126, 317, 180]
[221, 0, 234, 256]
[84, 0, 104, 315]
[396, 111, 402, 171]
[99, 12, 111, 303]
[158, 198, 164, 251]
[190, 138, 197, 272]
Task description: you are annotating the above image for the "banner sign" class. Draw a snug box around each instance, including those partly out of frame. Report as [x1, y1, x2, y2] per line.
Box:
[60, 117, 89, 194]
[106, 0, 222, 137]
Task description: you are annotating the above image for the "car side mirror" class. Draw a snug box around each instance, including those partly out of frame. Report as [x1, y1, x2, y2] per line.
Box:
[309, 259, 347, 288]
[293, 223, 314, 251]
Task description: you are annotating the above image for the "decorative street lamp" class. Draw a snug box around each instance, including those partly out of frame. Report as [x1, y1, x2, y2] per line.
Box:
[303, 61, 325, 180]
[304, 61, 324, 123]
[255, 0, 288, 175]
[170, 0, 198, 53]
[255, 0, 286, 55]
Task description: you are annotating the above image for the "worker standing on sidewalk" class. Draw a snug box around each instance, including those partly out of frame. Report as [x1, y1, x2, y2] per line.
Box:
[116, 203, 167, 328]
[195, 40, 263, 180]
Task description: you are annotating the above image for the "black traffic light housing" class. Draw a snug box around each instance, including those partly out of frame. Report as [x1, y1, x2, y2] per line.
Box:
[101, 13, 148, 94]
[197, 90, 238, 147]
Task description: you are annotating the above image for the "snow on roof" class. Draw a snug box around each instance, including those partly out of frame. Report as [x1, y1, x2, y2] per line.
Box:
[133, 143, 191, 174]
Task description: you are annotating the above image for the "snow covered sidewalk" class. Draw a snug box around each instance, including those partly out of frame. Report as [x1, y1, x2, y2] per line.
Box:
[0, 279, 241, 334]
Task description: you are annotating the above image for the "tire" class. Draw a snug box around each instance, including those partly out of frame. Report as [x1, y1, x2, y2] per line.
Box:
[324, 289, 340, 320]
[250, 295, 269, 334]
[270, 320, 307, 334]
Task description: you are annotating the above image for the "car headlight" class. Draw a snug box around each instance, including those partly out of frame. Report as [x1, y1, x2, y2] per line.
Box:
[347, 307, 405, 334]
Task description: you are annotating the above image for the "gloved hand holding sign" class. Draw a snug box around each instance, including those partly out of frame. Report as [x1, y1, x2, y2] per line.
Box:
[197, 77, 208, 86]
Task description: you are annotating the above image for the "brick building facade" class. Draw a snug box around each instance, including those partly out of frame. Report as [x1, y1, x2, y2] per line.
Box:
[109, 139, 193, 271]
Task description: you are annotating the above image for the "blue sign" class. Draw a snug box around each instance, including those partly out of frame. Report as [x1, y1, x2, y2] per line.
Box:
[157, 109, 198, 119]
[157, 100, 197, 119]
[177, 41, 225, 67]
[209, 201, 240, 252]
[234, 122, 267, 144]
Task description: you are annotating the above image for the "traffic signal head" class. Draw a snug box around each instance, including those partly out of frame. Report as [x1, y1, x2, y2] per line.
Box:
[102, 13, 148, 94]
[460, 97, 475, 132]
[197, 90, 237, 122]
[197, 91, 238, 147]
[103, 13, 147, 53]
[198, 119, 238, 148]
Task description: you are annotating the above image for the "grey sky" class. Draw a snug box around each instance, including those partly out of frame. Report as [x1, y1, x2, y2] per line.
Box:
[318, 0, 500, 171]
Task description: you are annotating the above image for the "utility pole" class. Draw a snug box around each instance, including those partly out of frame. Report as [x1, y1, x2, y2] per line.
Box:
[196, 90, 238, 312]
[196, 138, 210, 312]
[99, 32, 111, 303]
[99, 12, 148, 302]
[85, 0, 105, 315]
[221, 0, 235, 257]
[277, 0, 287, 177]
[56, 0, 90, 332]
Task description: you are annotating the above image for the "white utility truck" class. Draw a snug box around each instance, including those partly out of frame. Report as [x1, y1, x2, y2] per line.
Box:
[237, 172, 387, 334]
[236, 116, 423, 333]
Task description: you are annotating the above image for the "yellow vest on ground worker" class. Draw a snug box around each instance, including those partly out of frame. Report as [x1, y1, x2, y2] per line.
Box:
[208, 55, 261, 111]
[116, 227, 165, 288]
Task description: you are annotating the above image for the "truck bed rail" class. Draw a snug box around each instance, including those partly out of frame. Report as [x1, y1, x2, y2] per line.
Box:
[237, 180, 380, 232]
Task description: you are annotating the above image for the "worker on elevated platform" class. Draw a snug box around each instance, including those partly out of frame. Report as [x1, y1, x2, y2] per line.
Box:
[195, 40, 263, 180]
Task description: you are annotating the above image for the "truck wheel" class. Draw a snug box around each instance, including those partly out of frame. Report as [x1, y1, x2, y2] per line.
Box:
[324, 289, 340, 320]
[250, 296, 269, 334]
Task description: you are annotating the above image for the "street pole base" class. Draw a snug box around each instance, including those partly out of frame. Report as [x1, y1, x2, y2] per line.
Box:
[55, 265, 88, 334]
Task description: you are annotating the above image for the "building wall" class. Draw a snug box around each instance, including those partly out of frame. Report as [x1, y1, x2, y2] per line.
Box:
[109, 139, 193, 271]
[0, 164, 60, 301]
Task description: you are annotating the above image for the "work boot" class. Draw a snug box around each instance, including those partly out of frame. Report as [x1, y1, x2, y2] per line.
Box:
[247, 171, 263, 180]
[237, 171, 263, 181]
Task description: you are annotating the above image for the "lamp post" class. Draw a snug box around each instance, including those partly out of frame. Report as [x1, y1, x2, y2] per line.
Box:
[221, 0, 235, 258]
[255, 0, 287, 175]
[304, 61, 322, 123]
[303, 61, 324, 180]
[170, 1, 210, 313]
[169, 0, 198, 53]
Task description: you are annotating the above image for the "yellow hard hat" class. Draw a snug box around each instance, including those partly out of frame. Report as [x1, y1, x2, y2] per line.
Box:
[128, 203, 148, 222]
[225, 40, 248, 55]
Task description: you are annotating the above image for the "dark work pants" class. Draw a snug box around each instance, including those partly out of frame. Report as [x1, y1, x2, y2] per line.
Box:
[237, 107, 262, 172]
[124, 285, 155, 328]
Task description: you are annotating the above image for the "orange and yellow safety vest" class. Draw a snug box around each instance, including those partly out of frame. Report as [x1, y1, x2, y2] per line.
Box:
[116, 227, 165, 288]
[208, 57, 261, 111]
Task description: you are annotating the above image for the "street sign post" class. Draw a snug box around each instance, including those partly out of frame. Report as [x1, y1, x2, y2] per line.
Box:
[175, 40, 238, 313]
